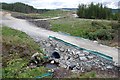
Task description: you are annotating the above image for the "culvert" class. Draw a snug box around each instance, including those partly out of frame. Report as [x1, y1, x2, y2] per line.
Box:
[51, 52, 60, 59]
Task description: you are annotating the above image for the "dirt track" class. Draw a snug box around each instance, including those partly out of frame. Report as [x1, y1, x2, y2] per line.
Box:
[0, 11, 119, 66]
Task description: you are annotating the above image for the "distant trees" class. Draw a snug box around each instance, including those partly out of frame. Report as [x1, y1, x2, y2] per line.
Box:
[1, 2, 50, 13]
[77, 2, 119, 20]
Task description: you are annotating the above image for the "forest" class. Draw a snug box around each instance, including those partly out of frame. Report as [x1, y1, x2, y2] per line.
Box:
[77, 2, 120, 20]
[1, 2, 50, 13]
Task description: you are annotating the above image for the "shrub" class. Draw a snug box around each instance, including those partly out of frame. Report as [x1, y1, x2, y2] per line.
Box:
[111, 22, 120, 30]
[91, 21, 106, 29]
[95, 29, 113, 40]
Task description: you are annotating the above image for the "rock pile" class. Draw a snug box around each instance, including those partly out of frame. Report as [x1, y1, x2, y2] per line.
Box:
[36, 37, 118, 74]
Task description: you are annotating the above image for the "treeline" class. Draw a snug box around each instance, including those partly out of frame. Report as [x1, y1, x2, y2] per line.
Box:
[1, 2, 50, 13]
[77, 2, 120, 20]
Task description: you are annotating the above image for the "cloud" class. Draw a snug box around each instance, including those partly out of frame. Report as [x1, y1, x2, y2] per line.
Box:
[0, 0, 119, 9]
[102, 1, 119, 9]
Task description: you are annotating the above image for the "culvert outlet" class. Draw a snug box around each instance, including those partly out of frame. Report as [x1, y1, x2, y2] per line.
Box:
[52, 52, 60, 59]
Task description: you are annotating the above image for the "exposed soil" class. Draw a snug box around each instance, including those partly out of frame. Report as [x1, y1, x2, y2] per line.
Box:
[11, 12, 41, 20]
[29, 20, 51, 30]
[2, 42, 36, 67]
[53, 68, 71, 78]
[11, 12, 51, 30]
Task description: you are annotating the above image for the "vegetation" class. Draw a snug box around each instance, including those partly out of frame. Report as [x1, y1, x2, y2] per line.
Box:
[71, 71, 96, 78]
[25, 10, 70, 18]
[1, 2, 50, 13]
[77, 2, 120, 20]
[50, 17, 119, 47]
[1, 26, 48, 78]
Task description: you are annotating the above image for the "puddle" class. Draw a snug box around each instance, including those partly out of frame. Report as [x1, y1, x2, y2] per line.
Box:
[45, 63, 58, 69]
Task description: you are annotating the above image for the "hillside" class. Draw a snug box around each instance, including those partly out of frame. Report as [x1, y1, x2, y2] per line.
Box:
[111, 9, 119, 13]
[0, 2, 50, 13]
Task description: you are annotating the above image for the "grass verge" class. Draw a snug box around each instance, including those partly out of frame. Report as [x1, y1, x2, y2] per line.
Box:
[1, 26, 48, 78]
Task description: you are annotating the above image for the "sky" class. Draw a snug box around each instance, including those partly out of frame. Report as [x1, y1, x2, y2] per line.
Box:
[0, 0, 119, 9]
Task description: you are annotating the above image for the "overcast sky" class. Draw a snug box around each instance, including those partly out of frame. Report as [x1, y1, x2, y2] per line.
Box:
[1, 0, 119, 9]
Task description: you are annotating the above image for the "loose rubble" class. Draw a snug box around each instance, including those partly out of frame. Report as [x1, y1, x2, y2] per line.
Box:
[35, 37, 119, 77]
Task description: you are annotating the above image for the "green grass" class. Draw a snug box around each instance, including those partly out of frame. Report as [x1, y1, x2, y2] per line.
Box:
[2, 26, 42, 52]
[70, 71, 96, 78]
[50, 17, 111, 37]
[2, 59, 48, 78]
[1, 26, 48, 78]
[50, 17, 118, 47]
[80, 72, 96, 78]
[26, 10, 71, 18]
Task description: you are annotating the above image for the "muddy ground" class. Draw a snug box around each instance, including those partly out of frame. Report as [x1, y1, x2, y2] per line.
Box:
[29, 20, 51, 30]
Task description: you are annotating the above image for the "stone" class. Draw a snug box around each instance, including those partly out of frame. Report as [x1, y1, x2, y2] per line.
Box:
[76, 64, 80, 70]
[71, 70, 77, 73]
[54, 59, 59, 63]
[67, 56, 71, 60]
[59, 48, 65, 52]
[76, 51, 81, 54]
[51, 60, 55, 64]
[73, 67, 78, 71]
[56, 43, 59, 47]
[29, 64, 37, 68]
[48, 37, 53, 41]
[74, 54, 79, 59]
[83, 51, 90, 55]
[69, 57, 73, 61]
[59, 63, 67, 68]
[78, 53, 85, 56]
[80, 67, 84, 72]
[45, 43, 51, 47]
[64, 56, 68, 60]
[69, 65, 76, 70]
[87, 56, 94, 59]
[35, 38, 40, 43]
[76, 66, 80, 70]
[65, 61, 71, 68]
[71, 50, 76, 55]
[67, 49, 71, 52]
[106, 65, 113, 69]
[79, 57, 87, 61]
[100, 62, 105, 66]
[42, 40, 47, 44]
[54, 48, 59, 51]
[49, 41, 53, 44]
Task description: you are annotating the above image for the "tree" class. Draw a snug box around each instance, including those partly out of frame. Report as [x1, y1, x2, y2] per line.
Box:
[1, 2, 49, 13]
[77, 2, 114, 20]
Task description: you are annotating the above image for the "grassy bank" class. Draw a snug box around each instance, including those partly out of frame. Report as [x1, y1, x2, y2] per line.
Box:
[1, 26, 48, 78]
[50, 17, 119, 47]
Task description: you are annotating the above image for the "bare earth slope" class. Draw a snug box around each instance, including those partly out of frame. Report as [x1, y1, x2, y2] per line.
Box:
[0, 11, 119, 66]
